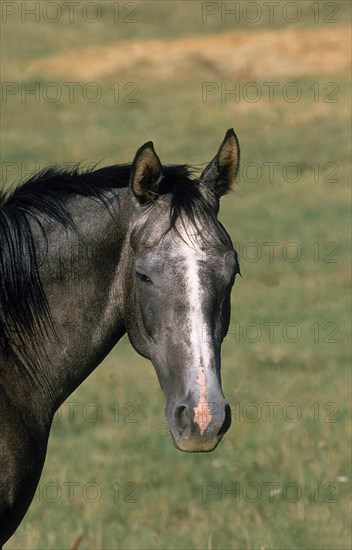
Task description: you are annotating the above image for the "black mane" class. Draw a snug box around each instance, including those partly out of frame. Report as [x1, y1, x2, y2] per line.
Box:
[1, 162, 228, 361]
[0, 163, 131, 360]
[0, 163, 211, 226]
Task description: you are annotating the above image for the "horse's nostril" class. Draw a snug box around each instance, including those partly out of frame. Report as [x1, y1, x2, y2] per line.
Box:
[218, 403, 232, 436]
[175, 405, 190, 434]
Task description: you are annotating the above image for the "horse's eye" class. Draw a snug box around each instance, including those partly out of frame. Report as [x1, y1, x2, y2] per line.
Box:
[136, 272, 151, 283]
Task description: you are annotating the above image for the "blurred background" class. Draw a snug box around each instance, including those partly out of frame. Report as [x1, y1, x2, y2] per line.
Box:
[1, 1, 350, 548]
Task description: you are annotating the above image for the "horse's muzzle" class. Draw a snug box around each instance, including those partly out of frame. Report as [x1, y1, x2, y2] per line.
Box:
[168, 398, 232, 452]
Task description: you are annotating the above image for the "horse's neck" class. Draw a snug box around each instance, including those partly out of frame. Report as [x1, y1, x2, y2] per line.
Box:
[29, 191, 132, 413]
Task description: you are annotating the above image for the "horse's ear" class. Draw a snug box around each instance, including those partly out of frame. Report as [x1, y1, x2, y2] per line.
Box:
[130, 141, 162, 203]
[200, 129, 240, 197]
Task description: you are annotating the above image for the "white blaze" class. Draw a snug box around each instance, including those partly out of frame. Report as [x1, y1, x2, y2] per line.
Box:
[178, 225, 213, 435]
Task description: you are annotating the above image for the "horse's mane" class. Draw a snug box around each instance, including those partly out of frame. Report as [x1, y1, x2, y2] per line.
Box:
[0, 163, 229, 361]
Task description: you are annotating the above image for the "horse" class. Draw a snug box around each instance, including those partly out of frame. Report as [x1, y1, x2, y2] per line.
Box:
[0, 129, 240, 545]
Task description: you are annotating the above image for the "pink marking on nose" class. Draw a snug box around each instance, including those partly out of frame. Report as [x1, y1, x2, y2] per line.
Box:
[193, 359, 212, 435]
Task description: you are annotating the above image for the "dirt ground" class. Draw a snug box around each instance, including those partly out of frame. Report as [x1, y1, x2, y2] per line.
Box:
[28, 26, 349, 80]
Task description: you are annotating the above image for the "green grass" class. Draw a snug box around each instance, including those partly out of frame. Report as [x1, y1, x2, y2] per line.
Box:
[1, 2, 351, 549]
[1, 0, 350, 64]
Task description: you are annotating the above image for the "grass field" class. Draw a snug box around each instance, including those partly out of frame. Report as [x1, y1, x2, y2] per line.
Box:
[1, 1, 351, 549]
